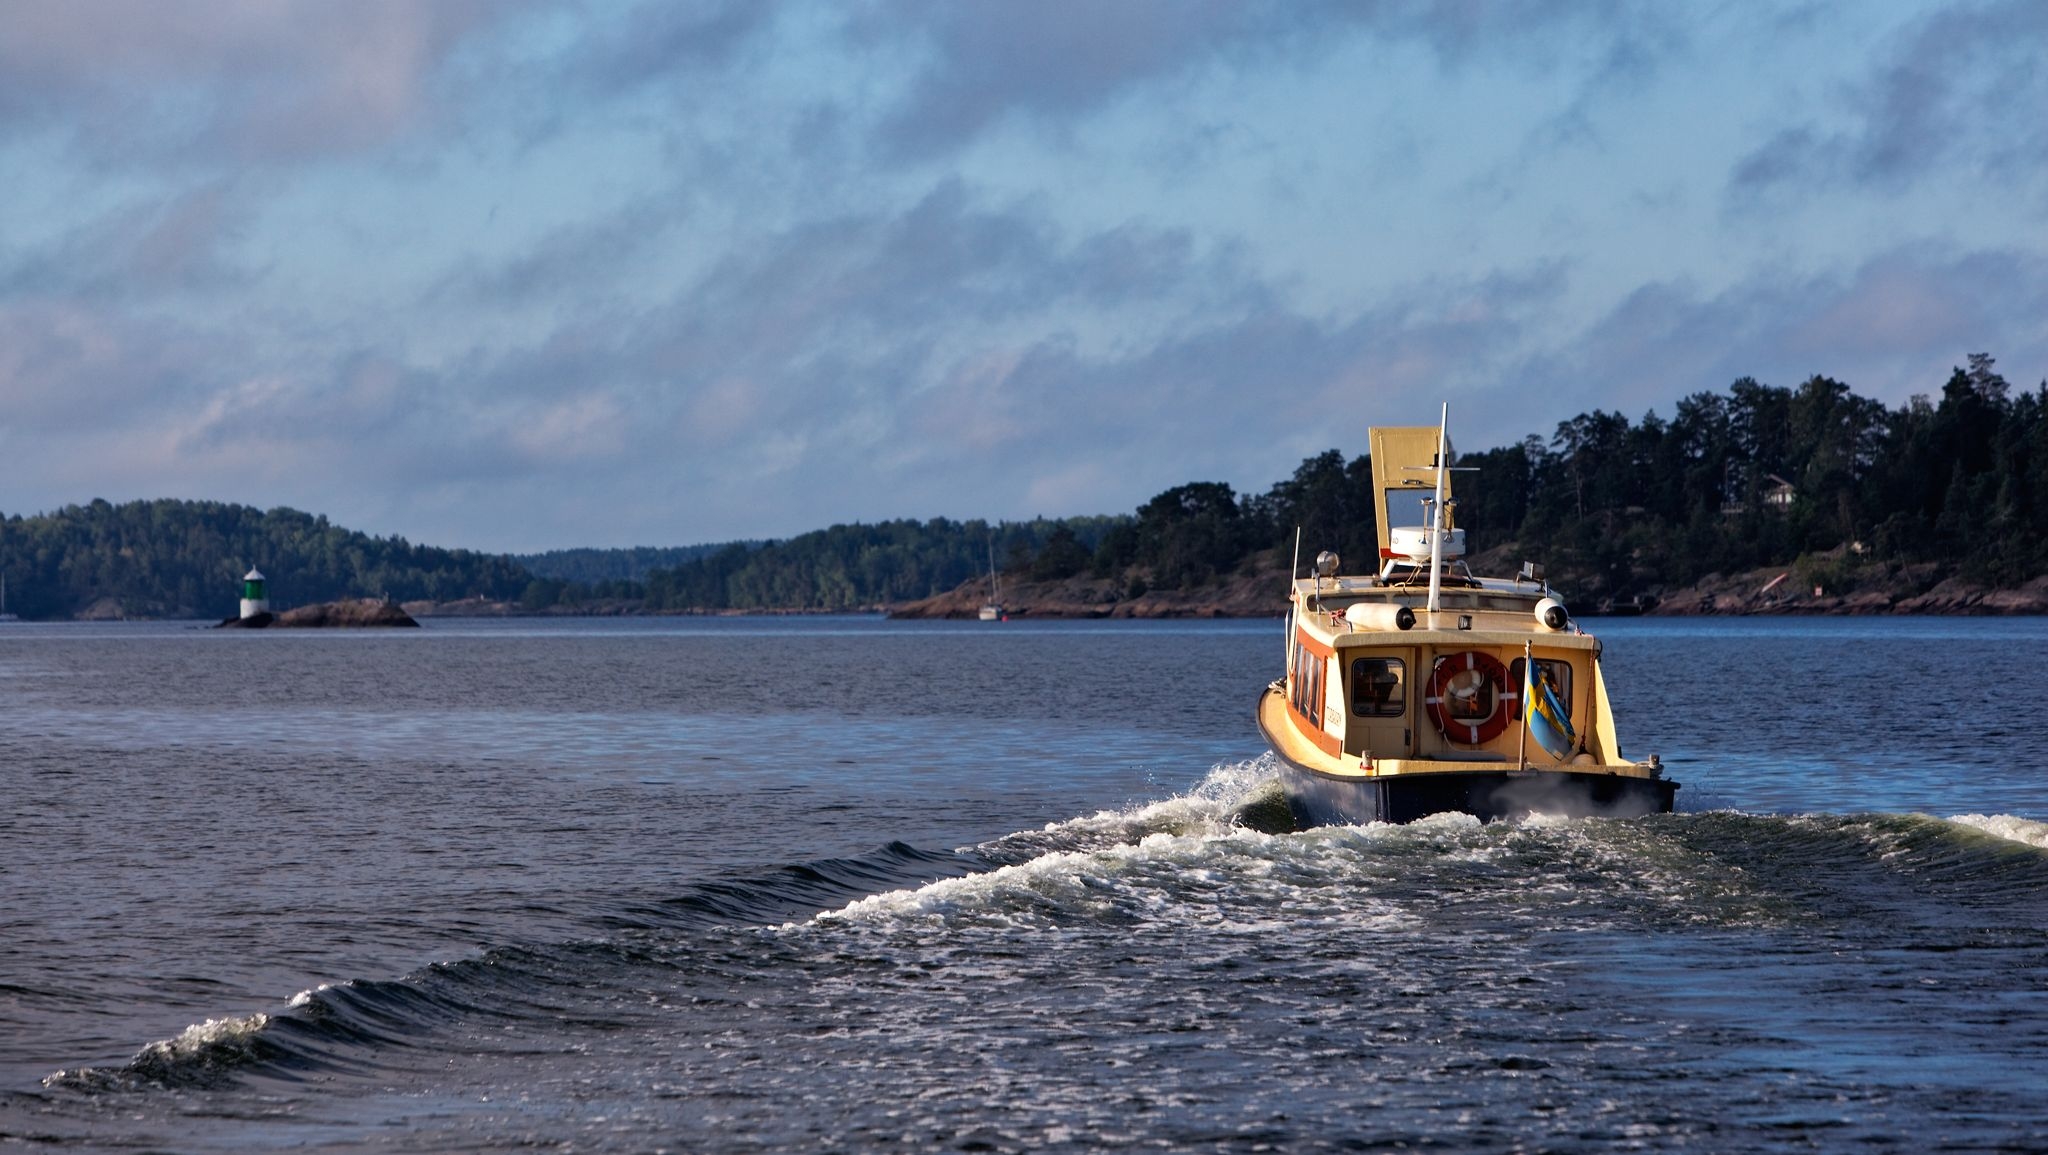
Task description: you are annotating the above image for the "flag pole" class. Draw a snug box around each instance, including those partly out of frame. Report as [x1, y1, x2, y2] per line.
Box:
[1518, 638, 1530, 771]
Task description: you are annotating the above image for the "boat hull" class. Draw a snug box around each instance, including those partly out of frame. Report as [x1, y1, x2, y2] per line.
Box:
[1255, 686, 1676, 827]
[1272, 758, 1677, 828]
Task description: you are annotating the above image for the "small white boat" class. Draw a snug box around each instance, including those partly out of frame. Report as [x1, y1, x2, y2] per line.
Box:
[978, 540, 1005, 621]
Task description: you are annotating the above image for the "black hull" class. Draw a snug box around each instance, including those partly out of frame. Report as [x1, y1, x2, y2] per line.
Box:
[1275, 760, 1678, 828]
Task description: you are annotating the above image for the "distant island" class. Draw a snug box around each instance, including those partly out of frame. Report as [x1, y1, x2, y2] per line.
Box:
[2, 354, 2042, 620]
[217, 599, 421, 629]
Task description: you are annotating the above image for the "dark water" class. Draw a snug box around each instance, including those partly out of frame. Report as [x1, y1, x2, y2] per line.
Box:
[4, 616, 2048, 1152]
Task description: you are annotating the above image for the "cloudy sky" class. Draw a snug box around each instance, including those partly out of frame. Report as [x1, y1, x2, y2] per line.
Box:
[3, 1, 2044, 552]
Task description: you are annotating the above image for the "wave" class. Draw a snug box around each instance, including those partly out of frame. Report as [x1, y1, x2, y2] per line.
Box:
[594, 840, 979, 931]
[43, 1013, 273, 1092]
[42, 758, 2048, 1095]
[1949, 812, 2048, 851]
[975, 755, 1285, 864]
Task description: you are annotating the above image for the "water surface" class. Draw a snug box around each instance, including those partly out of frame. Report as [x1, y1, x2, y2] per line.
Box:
[3, 615, 2047, 1151]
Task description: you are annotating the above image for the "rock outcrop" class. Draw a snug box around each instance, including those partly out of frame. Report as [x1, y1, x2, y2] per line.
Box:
[890, 565, 1289, 619]
[216, 599, 421, 628]
[1645, 566, 2048, 615]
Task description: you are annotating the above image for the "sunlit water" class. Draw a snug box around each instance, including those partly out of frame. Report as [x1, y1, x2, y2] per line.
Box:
[4, 616, 2048, 1151]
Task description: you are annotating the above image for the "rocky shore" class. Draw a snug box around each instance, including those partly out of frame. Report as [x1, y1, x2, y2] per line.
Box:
[218, 599, 421, 628]
[890, 558, 2048, 620]
[1645, 569, 2048, 616]
[890, 568, 1290, 619]
[255, 561, 2048, 622]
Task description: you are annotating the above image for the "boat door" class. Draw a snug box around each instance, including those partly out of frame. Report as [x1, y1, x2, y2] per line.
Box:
[1344, 649, 1416, 758]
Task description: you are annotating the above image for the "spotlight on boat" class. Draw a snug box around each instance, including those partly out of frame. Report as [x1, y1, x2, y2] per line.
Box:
[1535, 596, 1569, 631]
[1314, 551, 1341, 578]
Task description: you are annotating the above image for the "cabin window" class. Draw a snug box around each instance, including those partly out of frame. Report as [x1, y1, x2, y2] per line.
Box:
[1350, 657, 1405, 717]
[1384, 488, 1431, 531]
[1508, 658, 1572, 720]
[1291, 644, 1324, 729]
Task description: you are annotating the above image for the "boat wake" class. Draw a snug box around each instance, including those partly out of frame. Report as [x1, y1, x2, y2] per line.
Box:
[39, 758, 2048, 1097]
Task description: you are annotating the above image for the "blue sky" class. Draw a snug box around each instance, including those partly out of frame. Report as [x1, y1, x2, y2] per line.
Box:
[2, 1, 2043, 552]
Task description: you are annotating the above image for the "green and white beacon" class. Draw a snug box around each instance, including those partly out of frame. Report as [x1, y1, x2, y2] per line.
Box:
[239, 568, 269, 619]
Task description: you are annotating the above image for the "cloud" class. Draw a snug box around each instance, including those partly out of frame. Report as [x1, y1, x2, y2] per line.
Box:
[1512, 245, 2048, 430]
[862, 0, 1268, 158]
[549, 0, 775, 99]
[1729, 0, 2048, 201]
[0, 0, 511, 163]
[10, 190, 2044, 549]
[3, 4, 2044, 555]
[0, 300, 206, 428]
[0, 183, 254, 301]
[859, 0, 1679, 159]
[429, 196, 684, 308]
[339, 187, 1386, 536]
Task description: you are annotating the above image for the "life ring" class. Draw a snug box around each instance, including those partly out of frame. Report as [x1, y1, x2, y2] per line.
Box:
[1425, 651, 1518, 745]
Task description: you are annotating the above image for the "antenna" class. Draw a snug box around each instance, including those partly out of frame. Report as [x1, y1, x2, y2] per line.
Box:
[1427, 403, 1448, 618]
[1286, 526, 1301, 671]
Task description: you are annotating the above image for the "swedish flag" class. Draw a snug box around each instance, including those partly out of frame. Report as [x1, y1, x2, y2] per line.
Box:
[1525, 660, 1576, 761]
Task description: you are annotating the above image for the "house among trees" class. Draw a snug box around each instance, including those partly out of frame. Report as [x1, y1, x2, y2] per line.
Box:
[1762, 474, 1798, 510]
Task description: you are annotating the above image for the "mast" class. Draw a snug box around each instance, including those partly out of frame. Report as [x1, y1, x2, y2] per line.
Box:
[1427, 402, 1448, 620]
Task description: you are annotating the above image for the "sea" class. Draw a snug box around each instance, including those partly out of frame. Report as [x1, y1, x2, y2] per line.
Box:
[4, 615, 2048, 1153]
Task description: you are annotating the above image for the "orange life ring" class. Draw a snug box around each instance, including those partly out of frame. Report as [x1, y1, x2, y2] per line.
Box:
[1425, 650, 1518, 745]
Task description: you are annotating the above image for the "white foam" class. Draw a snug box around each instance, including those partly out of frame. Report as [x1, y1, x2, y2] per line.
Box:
[1949, 813, 2048, 851]
[812, 827, 1271, 929]
[1028, 756, 1278, 843]
[799, 765, 1798, 939]
[43, 1012, 271, 1087]
[152, 1012, 271, 1053]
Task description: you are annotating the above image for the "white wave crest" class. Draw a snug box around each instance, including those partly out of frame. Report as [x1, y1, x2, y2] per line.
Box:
[150, 1012, 271, 1054]
[1034, 755, 1280, 838]
[44, 1012, 272, 1088]
[1949, 813, 2048, 851]
[288, 981, 351, 1009]
[812, 828, 1261, 929]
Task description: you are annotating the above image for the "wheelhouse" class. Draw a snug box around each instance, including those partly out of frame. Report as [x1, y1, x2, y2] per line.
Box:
[1281, 584, 1619, 767]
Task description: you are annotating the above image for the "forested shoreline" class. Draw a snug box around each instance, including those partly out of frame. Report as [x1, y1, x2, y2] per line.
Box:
[614, 354, 2048, 612]
[4, 356, 2042, 619]
[0, 501, 529, 620]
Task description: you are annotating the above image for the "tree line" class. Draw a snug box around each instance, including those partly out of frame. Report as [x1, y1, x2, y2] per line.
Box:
[0, 499, 529, 620]
[599, 352, 2040, 610]
[1453, 354, 2048, 597]
[4, 356, 2040, 617]
[572, 354, 2040, 611]
[513, 543, 760, 584]
[526, 516, 1126, 612]
[1078, 352, 2044, 601]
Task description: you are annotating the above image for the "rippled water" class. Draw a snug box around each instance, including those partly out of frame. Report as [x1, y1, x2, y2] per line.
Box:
[4, 616, 2048, 1151]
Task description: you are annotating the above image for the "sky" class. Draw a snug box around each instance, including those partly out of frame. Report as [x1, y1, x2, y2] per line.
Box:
[2, 1, 2044, 553]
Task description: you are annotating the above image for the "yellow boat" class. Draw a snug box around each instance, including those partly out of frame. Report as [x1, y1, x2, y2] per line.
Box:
[1256, 407, 1678, 826]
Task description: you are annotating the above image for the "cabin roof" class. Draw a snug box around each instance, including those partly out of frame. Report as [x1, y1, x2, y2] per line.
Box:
[1292, 608, 1597, 652]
